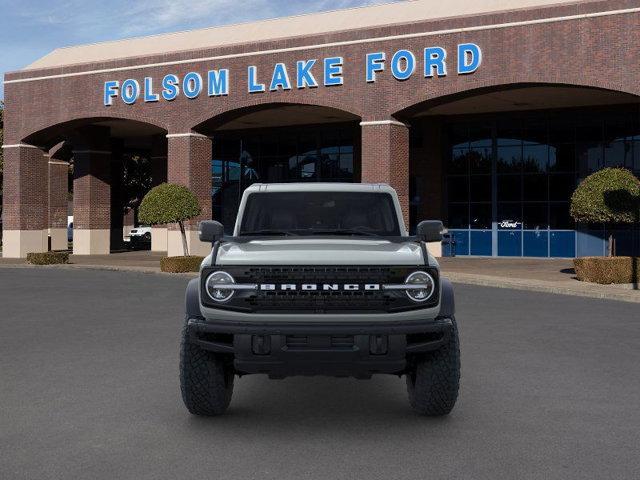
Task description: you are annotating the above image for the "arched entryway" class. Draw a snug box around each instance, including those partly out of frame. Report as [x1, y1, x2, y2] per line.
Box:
[194, 103, 361, 233]
[398, 84, 640, 258]
[4, 117, 167, 257]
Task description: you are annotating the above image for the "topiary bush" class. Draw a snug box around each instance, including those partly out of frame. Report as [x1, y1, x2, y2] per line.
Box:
[160, 255, 204, 273]
[570, 168, 640, 224]
[139, 183, 202, 256]
[570, 168, 640, 256]
[27, 251, 70, 265]
[574, 256, 639, 284]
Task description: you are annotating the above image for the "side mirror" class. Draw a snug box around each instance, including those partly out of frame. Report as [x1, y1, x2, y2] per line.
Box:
[198, 220, 225, 243]
[416, 220, 444, 243]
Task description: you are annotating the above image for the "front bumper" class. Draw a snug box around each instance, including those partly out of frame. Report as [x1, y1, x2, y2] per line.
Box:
[187, 316, 453, 378]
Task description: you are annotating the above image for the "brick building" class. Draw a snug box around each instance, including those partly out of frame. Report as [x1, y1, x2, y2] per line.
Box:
[3, 0, 640, 258]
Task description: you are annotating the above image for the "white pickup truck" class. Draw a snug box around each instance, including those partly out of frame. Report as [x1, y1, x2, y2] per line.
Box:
[181, 183, 459, 416]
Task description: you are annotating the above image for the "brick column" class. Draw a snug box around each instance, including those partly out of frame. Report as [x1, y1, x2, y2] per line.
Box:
[110, 146, 125, 251]
[150, 134, 168, 252]
[360, 120, 410, 229]
[48, 158, 69, 251]
[1, 144, 49, 258]
[72, 127, 112, 255]
[166, 132, 212, 256]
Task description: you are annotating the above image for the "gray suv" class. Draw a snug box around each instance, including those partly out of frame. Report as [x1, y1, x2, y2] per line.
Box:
[182, 183, 459, 416]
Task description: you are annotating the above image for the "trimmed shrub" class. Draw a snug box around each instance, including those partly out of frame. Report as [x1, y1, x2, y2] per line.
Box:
[574, 256, 640, 284]
[27, 251, 70, 265]
[570, 168, 640, 224]
[160, 255, 204, 273]
[139, 183, 202, 256]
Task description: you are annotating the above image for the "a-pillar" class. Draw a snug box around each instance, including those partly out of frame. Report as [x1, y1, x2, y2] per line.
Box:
[150, 134, 168, 252]
[1, 143, 49, 258]
[166, 132, 212, 257]
[72, 127, 112, 255]
[48, 149, 69, 251]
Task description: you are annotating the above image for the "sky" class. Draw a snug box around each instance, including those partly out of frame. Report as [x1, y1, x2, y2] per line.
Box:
[0, 0, 402, 100]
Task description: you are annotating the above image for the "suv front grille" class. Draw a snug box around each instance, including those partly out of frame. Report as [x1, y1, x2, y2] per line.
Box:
[201, 265, 438, 313]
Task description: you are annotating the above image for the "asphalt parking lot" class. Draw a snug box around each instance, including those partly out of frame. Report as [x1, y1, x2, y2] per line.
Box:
[1, 268, 639, 480]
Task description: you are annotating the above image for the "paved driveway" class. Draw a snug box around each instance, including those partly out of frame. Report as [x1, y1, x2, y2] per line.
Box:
[1, 268, 638, 480]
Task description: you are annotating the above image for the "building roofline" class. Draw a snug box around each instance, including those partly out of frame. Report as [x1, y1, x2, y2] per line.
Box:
[18, 0, 598, 72]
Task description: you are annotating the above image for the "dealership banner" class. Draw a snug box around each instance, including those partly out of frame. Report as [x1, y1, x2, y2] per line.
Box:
[103, 43, 482, 106]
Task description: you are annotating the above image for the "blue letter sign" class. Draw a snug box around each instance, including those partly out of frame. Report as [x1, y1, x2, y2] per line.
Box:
[102, 44, 483, 105]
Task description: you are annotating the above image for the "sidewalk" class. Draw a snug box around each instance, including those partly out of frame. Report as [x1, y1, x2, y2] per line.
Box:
[439, 257, 640, 303]
[1, 251, 639, 303]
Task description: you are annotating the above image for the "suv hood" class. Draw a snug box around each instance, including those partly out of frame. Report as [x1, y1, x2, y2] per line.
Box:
[215, 238, 428, 266]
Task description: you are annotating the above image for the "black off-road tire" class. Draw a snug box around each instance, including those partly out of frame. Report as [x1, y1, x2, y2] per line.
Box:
[406, 317, 460, 416]
[180, 319, 234, 416]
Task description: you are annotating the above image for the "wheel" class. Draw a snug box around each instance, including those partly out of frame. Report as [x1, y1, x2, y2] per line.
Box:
[144, 232, 151, 241]
[406, 317, 460, 416]
[179, 318, 234, 416]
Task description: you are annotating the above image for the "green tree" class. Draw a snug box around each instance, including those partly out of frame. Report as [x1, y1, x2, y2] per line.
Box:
[138, 183, 202, 256]
[570, 167, 640, 256]
[121, 153, 152, 222]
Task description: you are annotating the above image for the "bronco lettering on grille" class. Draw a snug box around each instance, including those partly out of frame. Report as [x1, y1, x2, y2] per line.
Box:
[259, 284, 381, 291]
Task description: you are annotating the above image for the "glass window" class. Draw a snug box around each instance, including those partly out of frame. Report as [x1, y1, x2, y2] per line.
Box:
[577, 143, 603, 175]
[523, 203, 548, 229]
[497, 175, 521, 201]
[497, 145, 522, 173]
[523, 144, 548, 173]
[523, 122, 548, 145]
[470, 175, 492, 202]
[605, 115, 635, 141]
[444, 105, 640, 257]
[447, 176, 469, 203]
[469, 147, 492, 173]
[497, 203, 522, 230]
[549, 144, 575, 172]
[634, 142, 640, 172]
[449, 148, 469, 174]
[548, 118, 574, 144]
[497, 121, 522, 146]
[470, 203, 492, 229]
[449, 124, 469, 148]
[338, 154, 354, 179]
[298, 133, 317, 156]
[549, 202, 573, 229]
[549, 174, 576, 201]
[523, 175, 548, 202]
[447, 204, 469, 229]
[240, 192, 400, 236]
[469, 125, 492, 148]
[604, 140, 632, 168]
[575, 119, 602, 143]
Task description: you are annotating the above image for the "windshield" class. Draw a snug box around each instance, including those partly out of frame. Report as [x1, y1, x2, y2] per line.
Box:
[239, 191, 401, 237]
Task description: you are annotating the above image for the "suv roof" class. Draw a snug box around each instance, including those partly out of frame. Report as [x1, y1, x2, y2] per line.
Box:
[244, 183, 396, 194]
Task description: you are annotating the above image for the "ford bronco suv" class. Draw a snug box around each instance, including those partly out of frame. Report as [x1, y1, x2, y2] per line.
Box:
[181, 183, 459, 416]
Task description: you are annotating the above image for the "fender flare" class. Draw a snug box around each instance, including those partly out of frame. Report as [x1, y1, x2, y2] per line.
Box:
[185, 278, 203, 319]
[438, 277, 455, 318]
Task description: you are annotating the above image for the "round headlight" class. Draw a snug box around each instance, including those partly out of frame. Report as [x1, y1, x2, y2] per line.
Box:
[404, 271, 435, 302]
[205, 271, 235, 302]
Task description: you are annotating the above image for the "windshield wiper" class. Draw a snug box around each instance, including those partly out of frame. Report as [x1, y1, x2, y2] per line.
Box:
[240, 229, 299, 237]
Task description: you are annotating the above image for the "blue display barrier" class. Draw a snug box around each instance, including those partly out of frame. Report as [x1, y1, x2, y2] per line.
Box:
[449, 230, 469, 256]
[470, 230, 492, 256]
[550, 231, 576, 258]
[523, 230, 549, 257]
[498, 231, 522, 257]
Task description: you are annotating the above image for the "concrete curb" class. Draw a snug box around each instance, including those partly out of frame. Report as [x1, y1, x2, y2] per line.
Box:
[444, 272, 640, 304]
[0, 262, 198, 278]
